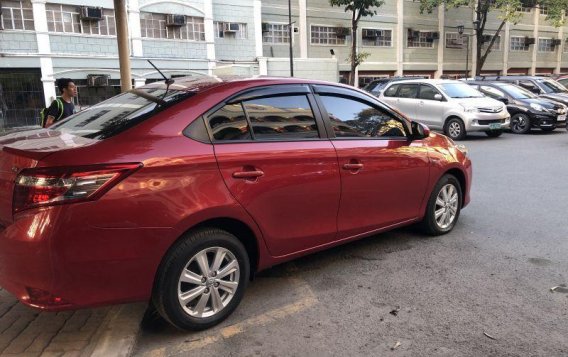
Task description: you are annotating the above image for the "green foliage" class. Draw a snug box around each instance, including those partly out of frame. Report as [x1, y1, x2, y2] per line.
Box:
[329, 0, 385, 19]
[348, 52, 371, 67]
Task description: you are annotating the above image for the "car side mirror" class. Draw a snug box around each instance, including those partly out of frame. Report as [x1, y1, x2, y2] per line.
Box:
[411, 121, 430, 140]
[434, 94, 443, 101]
[497, 97, 509, 105]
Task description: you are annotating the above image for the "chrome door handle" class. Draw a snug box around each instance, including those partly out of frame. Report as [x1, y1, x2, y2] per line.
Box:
[343, 163, 363, 170]
[232, 170, 264, 179]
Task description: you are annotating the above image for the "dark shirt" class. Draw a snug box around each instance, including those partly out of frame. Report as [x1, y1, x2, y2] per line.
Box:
[47, 98, 75, 123]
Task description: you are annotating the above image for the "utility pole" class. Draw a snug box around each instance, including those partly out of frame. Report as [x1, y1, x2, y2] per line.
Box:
[114, 0, 132, 92]
[288, 0, 294, 77]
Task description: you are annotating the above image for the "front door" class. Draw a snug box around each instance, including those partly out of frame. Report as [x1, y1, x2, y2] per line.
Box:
[209, 90, 341, 257]
[315, 88, 430, 238]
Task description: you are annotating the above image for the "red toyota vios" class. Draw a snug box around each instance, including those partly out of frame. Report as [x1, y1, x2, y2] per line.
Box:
[0, 77, 471, 330]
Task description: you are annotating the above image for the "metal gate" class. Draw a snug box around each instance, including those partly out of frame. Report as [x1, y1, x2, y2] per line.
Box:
[0, 69, 44, 129]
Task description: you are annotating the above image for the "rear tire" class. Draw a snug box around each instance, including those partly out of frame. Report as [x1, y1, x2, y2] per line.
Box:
[153, 228, 250, 331]
[444, 118, 466, 140]
[419, 174, 462, 236]
[485, 130, 502, 137]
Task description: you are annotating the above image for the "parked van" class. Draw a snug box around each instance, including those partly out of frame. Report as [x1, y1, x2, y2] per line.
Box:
[380, 79, 510, 140]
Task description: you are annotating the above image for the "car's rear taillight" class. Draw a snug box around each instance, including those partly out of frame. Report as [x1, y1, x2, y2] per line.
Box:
[13, 163, 142, 213]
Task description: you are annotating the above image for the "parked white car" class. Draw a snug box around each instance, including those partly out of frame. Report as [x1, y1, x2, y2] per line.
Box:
[379, 79, 510, 140]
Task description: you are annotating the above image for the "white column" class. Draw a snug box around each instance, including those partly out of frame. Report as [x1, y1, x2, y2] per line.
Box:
[436, 4, 445, 78]
[128, 0, 143, 57]
[253, 0, 263, 58]
[299, 0, 307, 58]
[555, 16, 564, 74]
[40, 58, 56, 105]
[204, 0, 215, 75]
[531, 6, 539, 75]
[396, 0, 403, 76]
[471, 9, 477, 76]
[31, 0, 55, 105]
[258, 57, 268, 75]
[503, 22, 510, 75]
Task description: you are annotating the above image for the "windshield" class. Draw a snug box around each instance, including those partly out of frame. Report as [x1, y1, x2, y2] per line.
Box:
[439, 83, 484, 98]
[51, 87, 193, 140]
[537, 79, 568, 94]
[500, 84, 536, 99]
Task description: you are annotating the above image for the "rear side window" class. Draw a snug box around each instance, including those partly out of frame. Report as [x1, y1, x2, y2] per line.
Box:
[397, 84, 419, 98]
[384, 84, 399, 97]
[319, 95, 407, 138]
[208, 103, 252, 141]
[52, 88, 193, 140]
[242, 95, 318, 140]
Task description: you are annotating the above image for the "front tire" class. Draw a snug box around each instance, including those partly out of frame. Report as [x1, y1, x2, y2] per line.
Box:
[444, 118, 466, 140]
[510, 113, 531, 134]
[153, 228, 250, 331]
[419, 174, 462, 236]
[485, 130, 502, 137]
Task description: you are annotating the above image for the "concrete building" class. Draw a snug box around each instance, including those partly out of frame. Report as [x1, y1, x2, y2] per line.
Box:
[1, 0, 567, 127]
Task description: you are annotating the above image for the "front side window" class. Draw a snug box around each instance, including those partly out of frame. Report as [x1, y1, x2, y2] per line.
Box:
[418, 85, 441, 100]
[320, 95, 406, 138]
[262, 23, 289, 44]
[140, 12, 205, 41]
[243, 95, 319, 140]
[0, 0, 34, 30]
[383, 84, 399, 97]
[537, 79, 567, 93]
[311, 25, 347, 45]
[208, 104, 251, 141]
[46, 4, 115, 35]
[52, 87, 193, 140]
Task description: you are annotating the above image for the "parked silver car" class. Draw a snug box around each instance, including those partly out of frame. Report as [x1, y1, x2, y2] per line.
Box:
[379, 79, 510, 140]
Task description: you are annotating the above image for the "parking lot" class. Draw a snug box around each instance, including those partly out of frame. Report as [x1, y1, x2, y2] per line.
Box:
[134, 129, 568, 356]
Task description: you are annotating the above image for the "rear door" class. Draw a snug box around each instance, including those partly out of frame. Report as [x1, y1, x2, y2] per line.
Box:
[210, 85, 341, 257]
[313, 85, 430, 238]
[382, 83, 419, 120]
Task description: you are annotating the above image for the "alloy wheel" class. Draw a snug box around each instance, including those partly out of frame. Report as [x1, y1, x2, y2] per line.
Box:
[448, 122, 462, 138]
[177, 247, 240, 318]
[434, 184, 459, 229]
[511, 114, 529, 133]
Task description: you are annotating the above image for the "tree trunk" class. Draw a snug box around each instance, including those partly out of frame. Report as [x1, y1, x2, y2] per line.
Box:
[477, 20, 506, 75]
[350, 18, 358, 86]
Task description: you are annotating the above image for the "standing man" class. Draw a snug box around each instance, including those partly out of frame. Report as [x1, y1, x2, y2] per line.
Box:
[45, 78, 77, 127]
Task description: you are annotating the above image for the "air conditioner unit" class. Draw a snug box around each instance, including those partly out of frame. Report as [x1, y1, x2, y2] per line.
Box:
[447, 38, 464, 48]
[407, 29, 420, 40]
[166, 14, 186, 27]
[87, 74, 109, 87]
[552, 39, 562, 46]
[525, 36, 536, 45]
[224, 23, 240, 32]
[80, 7, 103, 21]
[261, 23, 270, 33]
[362, 29, 378, 39]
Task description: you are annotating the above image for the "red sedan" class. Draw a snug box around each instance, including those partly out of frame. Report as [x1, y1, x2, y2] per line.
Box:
[0, 77, 471, 330]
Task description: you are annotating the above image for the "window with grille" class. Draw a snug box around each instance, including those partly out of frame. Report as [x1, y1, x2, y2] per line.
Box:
[262, 23, 289, 44]
[361, 29, 392, 47]
[518, 0, 534, 12]
[46, 4, 116, 35]
[214, 22, 247, 39]
[140, 12, 205, 41]
[510, 36, 530, 51]
[445, 32, 464, 49]
[310, 25, 347, 45]
[482, 35, 501, 50]
[538, 38, 554, 52]
[0, 0, 34, 30]
[539, 4, 548, 15]
[407, 31, 434, 48]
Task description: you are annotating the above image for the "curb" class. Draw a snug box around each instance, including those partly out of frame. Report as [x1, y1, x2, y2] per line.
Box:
[87, 302, 147, 357]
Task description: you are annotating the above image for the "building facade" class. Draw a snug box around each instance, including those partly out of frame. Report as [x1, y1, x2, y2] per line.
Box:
[1, 0, 568, 127]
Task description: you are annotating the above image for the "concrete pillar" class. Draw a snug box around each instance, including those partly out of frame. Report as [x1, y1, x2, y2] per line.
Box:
[531, 6, 539, 75]
[471, 8, 477, 76]
[254, 0, 263, 58]
[128, 0, 143, 57]
[555, 16, 564, 74]
[204, 0, 216, 75]
[31, 0, 55, 105]
[299, 0, 307, 58]
[435, 4, 445, 78]
[258, 57, 268, 75]
[503, 22, 510, 75]
[114, 0, 132, 91]
[396, 0, 403, 76]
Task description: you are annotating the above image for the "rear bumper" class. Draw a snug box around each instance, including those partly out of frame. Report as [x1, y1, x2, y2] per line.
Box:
[0, 207, 174, 311]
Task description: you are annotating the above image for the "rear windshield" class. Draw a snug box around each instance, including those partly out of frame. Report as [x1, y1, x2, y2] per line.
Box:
[51, 86, 193, 139]
[537, 79, 567, 94]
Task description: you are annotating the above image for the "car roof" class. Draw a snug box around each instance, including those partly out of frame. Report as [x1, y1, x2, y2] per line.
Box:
[140, 75, 353, 94]
[384, 79, 462, 85]
[475, 75, 549, 81]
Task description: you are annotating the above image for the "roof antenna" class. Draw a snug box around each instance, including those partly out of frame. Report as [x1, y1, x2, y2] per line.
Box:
[147, 60, 174, 85]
